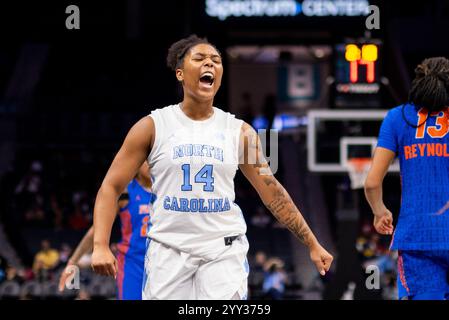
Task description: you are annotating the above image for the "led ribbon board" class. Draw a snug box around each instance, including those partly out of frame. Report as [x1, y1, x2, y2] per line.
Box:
[205, 0, 371, 20]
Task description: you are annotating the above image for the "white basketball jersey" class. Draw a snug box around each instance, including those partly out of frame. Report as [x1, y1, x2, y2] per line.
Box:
[147, 103, 247, 260]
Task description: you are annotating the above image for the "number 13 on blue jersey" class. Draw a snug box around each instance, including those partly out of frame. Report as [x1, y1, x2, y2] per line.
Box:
[181, 164, 215, 192]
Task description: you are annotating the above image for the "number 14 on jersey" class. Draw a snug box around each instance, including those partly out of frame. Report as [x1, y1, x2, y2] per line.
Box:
[181, 164, 215, 192]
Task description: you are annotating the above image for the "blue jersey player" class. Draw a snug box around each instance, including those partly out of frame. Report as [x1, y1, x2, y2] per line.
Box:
[59, 162, 155, 300]
[365, 57, 449, 300]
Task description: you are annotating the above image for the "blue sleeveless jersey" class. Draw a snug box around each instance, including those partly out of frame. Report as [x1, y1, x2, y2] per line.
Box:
[377, 104, 449, 250]
[117, 179, 154, 257]
[116, 179, 155, 300]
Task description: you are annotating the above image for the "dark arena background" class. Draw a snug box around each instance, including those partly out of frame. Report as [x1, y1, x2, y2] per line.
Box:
[0, 0, 448, 301]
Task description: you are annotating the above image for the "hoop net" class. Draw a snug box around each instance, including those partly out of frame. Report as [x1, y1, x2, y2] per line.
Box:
[346, 157, 372, 190]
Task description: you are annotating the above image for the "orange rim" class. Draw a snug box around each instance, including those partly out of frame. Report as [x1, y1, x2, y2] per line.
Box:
[347, 157, 372, 172]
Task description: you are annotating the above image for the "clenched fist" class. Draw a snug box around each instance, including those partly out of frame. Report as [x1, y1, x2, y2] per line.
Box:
[309, 243, 333, 276]
[91, 246, 118, 278]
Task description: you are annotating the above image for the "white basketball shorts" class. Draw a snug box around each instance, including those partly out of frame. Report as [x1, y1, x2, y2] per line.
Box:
[142, 236, 249, 300]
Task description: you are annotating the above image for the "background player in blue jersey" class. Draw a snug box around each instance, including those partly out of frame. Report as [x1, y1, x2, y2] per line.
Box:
[58, 162, 154, 300]
[365, 57, 449, 300]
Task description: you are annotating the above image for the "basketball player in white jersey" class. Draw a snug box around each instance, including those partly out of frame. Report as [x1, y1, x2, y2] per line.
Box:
[91, 35, 333, 299]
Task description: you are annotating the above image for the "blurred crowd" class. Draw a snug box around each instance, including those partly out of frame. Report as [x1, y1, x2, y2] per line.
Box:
[356, 221, 398, 300]
[11, 159, 96, 231]
[249, 251, 291, 300]
[0, 151, 398, 300]
[0, 238, 118, 300]
[0, 239, 296, 300]
[0, 154, 297, 299]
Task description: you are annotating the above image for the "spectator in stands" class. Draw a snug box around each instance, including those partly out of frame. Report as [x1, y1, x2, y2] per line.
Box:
[32, 240, 60, 279]
[68, 203, 90, 231]
[15, 160, 43, 196]
[5, 266, 25, 284]
[262, 257, 287, 300]
[373, 250, 397, 275]
[58, 243, 72, 266]
[49, 193, 64, 230]
[356, 220, 398, 300]
[253, 251, 267, 272]
[14, 161, 44, 214]
[356, 222, 380, 260]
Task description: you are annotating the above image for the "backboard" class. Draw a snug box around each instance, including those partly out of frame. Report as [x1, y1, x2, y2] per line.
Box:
[307, 109, 400, 173]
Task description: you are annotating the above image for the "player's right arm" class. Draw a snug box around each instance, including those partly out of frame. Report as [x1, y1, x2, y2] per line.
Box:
[364, 147, 395, 235]
[91, 116, 154, 277]
[364, 109, 398, 236]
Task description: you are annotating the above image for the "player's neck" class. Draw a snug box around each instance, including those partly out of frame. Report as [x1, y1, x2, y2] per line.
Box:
[180, 98, 214, 120]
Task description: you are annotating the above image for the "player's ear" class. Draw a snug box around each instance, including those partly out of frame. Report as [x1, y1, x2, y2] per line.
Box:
[176, 68, 184, 82]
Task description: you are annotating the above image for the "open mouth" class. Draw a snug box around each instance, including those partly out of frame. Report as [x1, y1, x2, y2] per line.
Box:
[199, 72, 214, 86]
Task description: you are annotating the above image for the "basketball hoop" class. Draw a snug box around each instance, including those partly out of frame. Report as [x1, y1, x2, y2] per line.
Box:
[346, 157, 372, 190]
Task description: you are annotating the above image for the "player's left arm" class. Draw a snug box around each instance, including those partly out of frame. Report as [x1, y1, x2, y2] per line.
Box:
[238, 122, 333, 275]
[364, 147, 395, 235]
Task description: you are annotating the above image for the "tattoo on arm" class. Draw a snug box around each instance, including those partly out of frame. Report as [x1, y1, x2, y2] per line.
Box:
[240, 124, 315, 246]
[264, 177, 314, 247]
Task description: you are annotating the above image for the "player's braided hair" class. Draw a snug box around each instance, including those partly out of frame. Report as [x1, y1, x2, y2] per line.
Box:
[166, 34, 219, 71]
[403, 57, 449, 128]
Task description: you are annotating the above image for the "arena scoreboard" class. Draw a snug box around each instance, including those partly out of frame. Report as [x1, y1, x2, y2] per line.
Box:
[334, 39, 382, 107]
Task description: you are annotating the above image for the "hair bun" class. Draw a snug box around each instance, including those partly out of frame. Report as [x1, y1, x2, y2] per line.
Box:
[409, 57, 449, 113]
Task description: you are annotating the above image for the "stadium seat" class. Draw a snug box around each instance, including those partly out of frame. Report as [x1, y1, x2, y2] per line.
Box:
[20, 280, 43, 299]
[42, 281, 59, 299]
[0, 281, 21, 299]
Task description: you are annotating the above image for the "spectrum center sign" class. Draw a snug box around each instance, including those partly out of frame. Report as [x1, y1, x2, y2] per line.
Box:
[206, 0, 371, 20]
